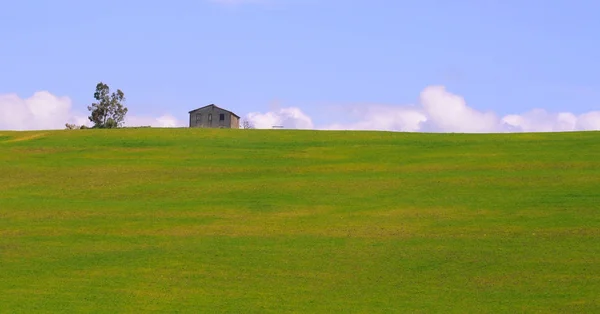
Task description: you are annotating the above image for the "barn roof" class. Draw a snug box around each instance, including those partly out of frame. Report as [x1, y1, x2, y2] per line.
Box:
[189, 104, 240, 118]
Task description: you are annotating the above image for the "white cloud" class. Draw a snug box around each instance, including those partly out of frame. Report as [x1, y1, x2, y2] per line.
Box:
[246, 107, 313, 129]
[0, 91, 86, 131]
[0, 91, 184, 130]
[501, 109, 579, 132]
[3, 88, 600, 133]
[124, 114, 185, 128]
[576, 111, 600, 130]
[419, 86, 500, 133]
[245, 86, 600, 133]
[324, 105, 426, 132]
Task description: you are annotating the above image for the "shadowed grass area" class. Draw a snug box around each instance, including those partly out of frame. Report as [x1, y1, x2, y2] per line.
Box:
[1, 129, 599, 313]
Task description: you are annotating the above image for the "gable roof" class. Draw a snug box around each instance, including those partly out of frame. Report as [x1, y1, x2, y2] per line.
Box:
[189, 104, 240, 118]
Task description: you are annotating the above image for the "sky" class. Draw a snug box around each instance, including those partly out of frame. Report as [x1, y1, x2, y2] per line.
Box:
[1, 0, 600, 132]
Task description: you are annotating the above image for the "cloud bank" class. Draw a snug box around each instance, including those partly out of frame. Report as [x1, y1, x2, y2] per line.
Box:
[0, 91, 87, 131]
[246, 107, 314, 129]
[0, 91, 185, 130]
[2, 86, 599, 132]
[124, 114, 185, 128]
[246, 86, 600, 133]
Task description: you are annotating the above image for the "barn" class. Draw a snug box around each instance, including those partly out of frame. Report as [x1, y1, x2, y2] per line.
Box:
[188, 104, 240, 129]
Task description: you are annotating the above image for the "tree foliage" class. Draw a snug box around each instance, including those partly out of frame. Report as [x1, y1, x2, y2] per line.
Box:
[87, 82, 128, 128]
[65, 123, 88, 130]
[65, 123, 78, 130]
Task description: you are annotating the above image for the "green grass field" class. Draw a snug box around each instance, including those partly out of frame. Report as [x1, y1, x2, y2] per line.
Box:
[1, 129, 599, 313]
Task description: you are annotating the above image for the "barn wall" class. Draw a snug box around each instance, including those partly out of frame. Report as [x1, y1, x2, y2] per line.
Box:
[230, 115, 240, 129]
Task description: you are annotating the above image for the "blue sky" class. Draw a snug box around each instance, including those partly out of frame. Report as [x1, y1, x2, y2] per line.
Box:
[1, 0, 599, 131]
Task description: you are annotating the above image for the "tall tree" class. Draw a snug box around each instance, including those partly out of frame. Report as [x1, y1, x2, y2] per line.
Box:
[87, 82, 128, 128]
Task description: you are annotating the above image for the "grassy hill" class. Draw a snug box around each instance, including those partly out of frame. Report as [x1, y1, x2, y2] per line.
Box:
[1, 128, 599, 313]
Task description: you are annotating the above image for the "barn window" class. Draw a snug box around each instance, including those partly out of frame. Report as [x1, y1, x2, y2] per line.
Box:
[208, 114, 212, 121]
[196, 114, 201, 122]
[220, 114, 225, 121]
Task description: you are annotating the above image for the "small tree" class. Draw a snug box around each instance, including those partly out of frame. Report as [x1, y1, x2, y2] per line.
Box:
[65, 123, 78, 130]
[242, 119, 255, 129]
[87, 82, 128, 128]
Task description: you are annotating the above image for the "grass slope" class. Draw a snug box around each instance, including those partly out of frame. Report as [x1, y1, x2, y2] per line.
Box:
[1, 129, 599, 313]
